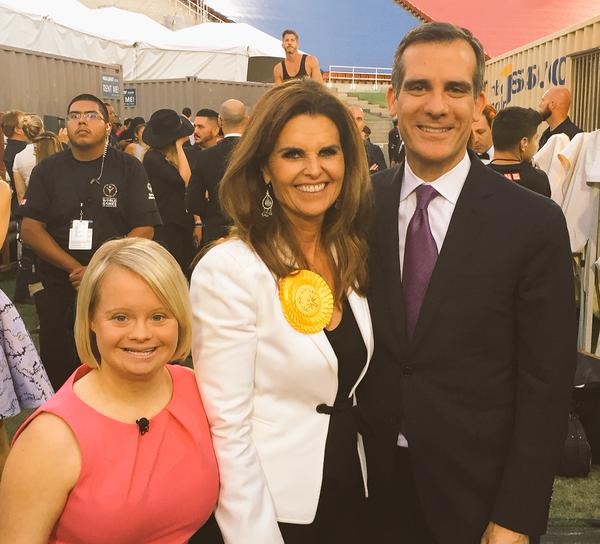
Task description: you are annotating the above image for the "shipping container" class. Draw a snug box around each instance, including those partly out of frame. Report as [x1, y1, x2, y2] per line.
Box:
[485, 15, 600, 132]
[121, 77, 271, 119]
[0, 45, 123, 121]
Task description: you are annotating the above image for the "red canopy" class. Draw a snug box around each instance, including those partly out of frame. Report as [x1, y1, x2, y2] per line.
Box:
[395, 0, 600, 57]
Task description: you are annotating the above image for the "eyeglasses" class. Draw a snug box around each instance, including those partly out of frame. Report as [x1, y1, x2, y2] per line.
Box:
[67, 111, 105, 122]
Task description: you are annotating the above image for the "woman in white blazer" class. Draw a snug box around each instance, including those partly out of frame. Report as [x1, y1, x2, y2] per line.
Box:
[190, 79, 374, 543]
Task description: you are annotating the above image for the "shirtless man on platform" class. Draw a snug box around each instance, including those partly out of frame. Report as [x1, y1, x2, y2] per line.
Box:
[273, 29, 323, 85]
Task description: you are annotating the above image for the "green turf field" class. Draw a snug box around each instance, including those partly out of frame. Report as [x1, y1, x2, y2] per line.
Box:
[347, 91, 388, 108]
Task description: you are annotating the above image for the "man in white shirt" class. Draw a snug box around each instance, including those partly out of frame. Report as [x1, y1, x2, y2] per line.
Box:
[361, 21, 576, 544]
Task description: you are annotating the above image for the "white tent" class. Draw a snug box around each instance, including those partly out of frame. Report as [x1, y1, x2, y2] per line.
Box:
[0, 0, 284, 81]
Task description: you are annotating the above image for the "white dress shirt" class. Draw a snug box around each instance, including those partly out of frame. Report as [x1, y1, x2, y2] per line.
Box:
[398, 152, 471, 274]
[397, 151, 471, 447]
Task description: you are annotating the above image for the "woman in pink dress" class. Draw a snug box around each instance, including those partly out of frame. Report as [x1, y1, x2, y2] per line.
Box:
[0, 237, 219, 543]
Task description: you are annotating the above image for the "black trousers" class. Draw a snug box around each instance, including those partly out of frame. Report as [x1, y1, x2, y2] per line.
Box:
[371, 447, 438, 544]
[278, 474, 371, 544]
[372, 447, 541, 544]
[35, 281, 78, 390]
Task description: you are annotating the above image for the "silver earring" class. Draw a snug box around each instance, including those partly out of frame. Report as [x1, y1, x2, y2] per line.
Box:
[261, 183, 274, 217]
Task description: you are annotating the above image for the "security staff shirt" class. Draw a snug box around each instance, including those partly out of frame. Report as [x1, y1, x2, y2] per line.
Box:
[20, 147, 162, 285]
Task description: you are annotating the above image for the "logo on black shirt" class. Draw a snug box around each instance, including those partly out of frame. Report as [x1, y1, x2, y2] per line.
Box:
[102, 183, 118, 207]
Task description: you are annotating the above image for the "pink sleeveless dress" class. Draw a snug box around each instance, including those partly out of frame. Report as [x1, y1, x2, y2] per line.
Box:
[15, 364, 219, 544]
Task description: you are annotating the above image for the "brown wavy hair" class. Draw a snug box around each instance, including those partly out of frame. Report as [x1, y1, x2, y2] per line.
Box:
[219, 79, 372, 301]
[33, 131, 63, 163]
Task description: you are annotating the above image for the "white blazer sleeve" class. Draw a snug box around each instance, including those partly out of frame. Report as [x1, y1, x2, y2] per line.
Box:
[190, 243, 285, 544]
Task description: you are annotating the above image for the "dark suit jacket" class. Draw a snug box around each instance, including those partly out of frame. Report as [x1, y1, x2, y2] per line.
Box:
[186, 136, 238, 244]
[365, 140, 387, 173]
[361, 155, 576, 542]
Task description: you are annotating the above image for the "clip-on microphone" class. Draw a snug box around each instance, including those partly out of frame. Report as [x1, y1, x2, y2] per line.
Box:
[136, 417, 150, 435]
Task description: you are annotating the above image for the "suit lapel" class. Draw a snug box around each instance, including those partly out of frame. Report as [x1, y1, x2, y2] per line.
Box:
[410, 159, 494, 349]
[374, 166, 408, 348]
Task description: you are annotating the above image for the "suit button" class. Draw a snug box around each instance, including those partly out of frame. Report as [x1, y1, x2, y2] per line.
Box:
[402, 365, 414, 376]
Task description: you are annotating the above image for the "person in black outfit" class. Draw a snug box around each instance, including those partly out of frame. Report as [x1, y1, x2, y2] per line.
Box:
[19, 93, 161, 390]
[349, 106, 387, 175]
[2, 111, 29, 302]
[470, 103, 497, 164]
[186, 99, 248, 248]
[538, 87, 582, 149]
[362, 125, 387, 173]
[273, 29, 323, 84]
[142, 109, 195, 273]
[489, 107, 551, 197]
[388, 117, 403, 166]
[103, 102, 121, 148]
[1, 111, 27, 191]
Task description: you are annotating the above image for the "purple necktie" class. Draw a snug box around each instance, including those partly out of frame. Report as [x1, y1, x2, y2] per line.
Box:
[403, 184, 439, 338]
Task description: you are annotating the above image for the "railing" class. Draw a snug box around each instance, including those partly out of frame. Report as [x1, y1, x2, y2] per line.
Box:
[326, 65, 392, 90]
[172, 0, 227, 24]
[571, 48, 600, 133]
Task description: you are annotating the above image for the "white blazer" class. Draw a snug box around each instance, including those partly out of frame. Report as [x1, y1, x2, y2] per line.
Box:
[191, 239, 373, 544]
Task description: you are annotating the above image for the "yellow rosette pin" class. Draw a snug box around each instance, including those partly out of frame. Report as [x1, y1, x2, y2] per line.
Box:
[279, 270, 334, 334]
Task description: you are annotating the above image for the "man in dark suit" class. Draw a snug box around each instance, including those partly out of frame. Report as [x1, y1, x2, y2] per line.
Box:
[349, 105, 387, 174]
[361, 22, 576, 544]
[186, 99, 248, 246]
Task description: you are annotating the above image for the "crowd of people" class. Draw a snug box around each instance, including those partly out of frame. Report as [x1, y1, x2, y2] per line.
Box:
[0, 20, 589, 544]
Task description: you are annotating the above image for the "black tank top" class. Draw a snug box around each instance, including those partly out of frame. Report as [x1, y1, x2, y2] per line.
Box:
[281, 54, 309, 81]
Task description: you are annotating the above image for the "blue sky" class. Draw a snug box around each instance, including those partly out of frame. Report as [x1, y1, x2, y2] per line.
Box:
[208, 0, 420, 69]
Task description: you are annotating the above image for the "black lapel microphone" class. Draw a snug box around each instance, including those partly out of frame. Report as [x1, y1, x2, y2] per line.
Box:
[136, 417, 150, 435]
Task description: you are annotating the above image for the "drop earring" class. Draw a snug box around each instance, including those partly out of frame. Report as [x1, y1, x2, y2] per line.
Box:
[261, 182, 274, 217]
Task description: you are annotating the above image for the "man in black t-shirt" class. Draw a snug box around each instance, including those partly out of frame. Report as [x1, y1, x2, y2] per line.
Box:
[538, 87, 582, 149]
[489, 107, 551, 197]
[19, 93, 161, 389]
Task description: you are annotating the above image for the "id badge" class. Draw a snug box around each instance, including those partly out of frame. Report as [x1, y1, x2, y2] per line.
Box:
[69, 220, 93, 250]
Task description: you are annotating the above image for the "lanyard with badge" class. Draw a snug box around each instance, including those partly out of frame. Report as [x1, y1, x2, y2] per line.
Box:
[68, 203, 93, 250]
[68, 140, 108, 251]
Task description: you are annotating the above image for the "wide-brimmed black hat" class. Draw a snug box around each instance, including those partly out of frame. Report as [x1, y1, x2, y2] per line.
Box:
[142, 109, 193, 148]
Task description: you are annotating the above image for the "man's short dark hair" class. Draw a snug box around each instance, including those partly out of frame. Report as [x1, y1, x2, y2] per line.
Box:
[68, 94, 108, 121]
[282, 29, 298, 40]
[195, 108, 219, 119]
[391, 22, 485, 98]
[492, 107, 542, 151]
[1, 110, 24, 138]
[182, 107, 192, 117]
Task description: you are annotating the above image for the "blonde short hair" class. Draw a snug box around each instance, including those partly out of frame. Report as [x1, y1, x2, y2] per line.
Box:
[75, 238, 192, 368]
